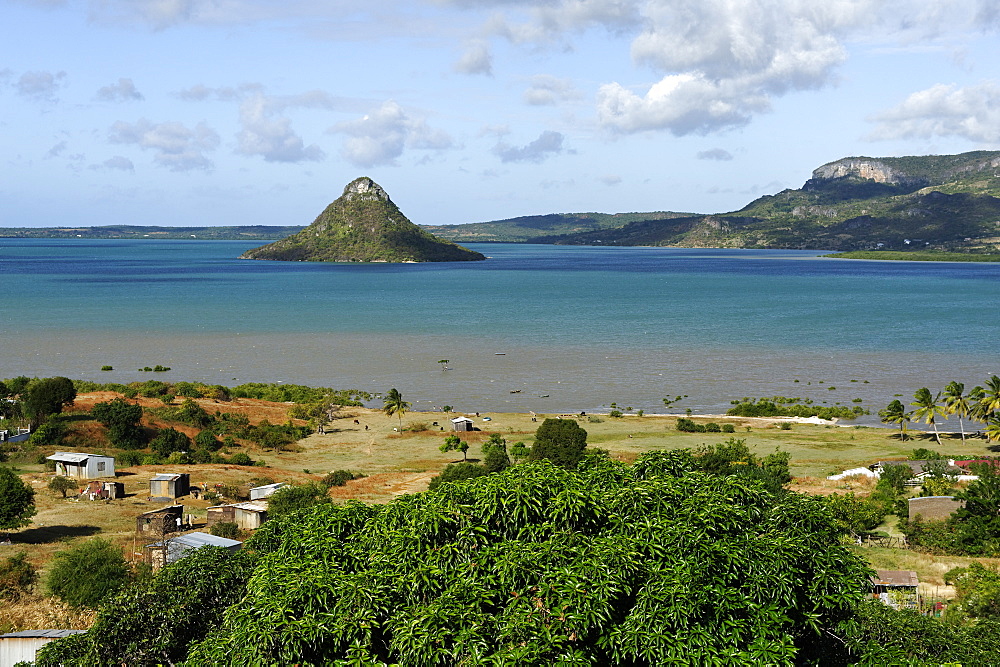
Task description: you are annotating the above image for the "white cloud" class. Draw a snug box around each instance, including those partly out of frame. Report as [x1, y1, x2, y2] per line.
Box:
[332, 101, 455, 168]
[236, 91, 329, 163]
[102, 155, 136, 171]
[46, 140, 68, 158]
[108, 118, 220, 171]
[16, 70, 67, 102]
[599, 174, 621, 185]
[698, 148, 733, 161]
[523, 75, 582, 106]
[492, 130, 565, 163]
[867, 82, 1000, 143]
[96, 78, 144, 102]
[455, 39, 493, 76]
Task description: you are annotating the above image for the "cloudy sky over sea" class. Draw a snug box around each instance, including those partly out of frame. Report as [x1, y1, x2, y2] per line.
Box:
[3, 0, 999, 227]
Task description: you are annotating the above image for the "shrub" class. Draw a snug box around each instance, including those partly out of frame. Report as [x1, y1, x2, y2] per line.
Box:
[141, 454, 163, 466]
[116, 450, 144, 467]
[195, 430, 222, 451]
[100, 365, 113, 371]
[210, 522, 241, 540]
[721, 424, 735, 433]
[322, 470, 360, 487]
[0, 552, 37, 599]
[427, 462, 489, 491]
[29, 416, 67, 447]
[267, 483, 331, 518]
[229, 452, 253, 466]
[609, 410, 623, 418]
[48, 475, 77, 498]
[150, 428, 191, 457]
[704, 422, 721, 432]
[676, 417, 703, 433]
[46, 538, 131, 609]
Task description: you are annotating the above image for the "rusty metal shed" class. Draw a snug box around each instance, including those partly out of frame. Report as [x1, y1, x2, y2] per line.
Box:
[149, 473, 190, 501]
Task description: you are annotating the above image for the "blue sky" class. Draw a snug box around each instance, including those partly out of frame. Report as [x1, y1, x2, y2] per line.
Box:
[2, 0, 999, 228]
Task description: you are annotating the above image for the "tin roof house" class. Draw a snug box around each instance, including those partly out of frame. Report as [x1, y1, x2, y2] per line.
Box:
[249, 482, 284, 501]
[871, 570, 920, 610]
[145, 531, 242, 569]
[0, 629, 85, 666]
[46, 452, 115, 479]
[149, 473, 190, 501]
[207, 501, 268, 530]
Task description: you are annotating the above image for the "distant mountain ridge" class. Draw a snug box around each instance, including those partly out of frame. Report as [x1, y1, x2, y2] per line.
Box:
[423, 211, 697, 243]
[240, 177, 485, 263]
[531, 150, 1000, 251]
[0, 225, 304, 240]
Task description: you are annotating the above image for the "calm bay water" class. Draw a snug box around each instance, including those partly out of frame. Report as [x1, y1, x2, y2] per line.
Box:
[1, 238, 998, 418]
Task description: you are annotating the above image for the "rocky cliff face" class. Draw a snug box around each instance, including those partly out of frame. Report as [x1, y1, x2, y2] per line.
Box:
[239, 177, 485, 263]
[811, 159, 916, 185]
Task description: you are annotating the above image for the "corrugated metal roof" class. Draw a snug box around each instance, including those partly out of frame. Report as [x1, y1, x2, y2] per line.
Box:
[172, 532, 242, 548]
[46, 452, 90, 463]
[233, 502, 268, 512]
[451, 417, 474, 423]
[873, 570, 919, 587]
[151, 473, 183, 481]
[0, 629, 86, 639]
[250, 482, 283, 492]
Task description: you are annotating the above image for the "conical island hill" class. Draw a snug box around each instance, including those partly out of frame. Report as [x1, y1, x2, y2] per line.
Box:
[239, 177, 486, 263]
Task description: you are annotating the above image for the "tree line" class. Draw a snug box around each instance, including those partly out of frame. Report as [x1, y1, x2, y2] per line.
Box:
[879, 375, 1000, 444]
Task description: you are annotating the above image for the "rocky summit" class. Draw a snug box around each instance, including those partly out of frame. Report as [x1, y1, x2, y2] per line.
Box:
[239, 177, 485, 263]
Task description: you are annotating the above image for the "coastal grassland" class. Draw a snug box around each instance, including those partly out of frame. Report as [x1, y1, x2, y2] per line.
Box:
[826, 250, 1000, 261]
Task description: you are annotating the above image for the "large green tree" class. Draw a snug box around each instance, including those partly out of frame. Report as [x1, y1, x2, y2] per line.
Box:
[911, 387, 945, 446]
[382, 388, 410, 429]
[942, 380, 970, 444]
[90, 397, 145, 450]
[0, 467, 35, 531]
[528, 418, 588, 469]
[879, 399, 911, 440]
[21, 376, 76, 429]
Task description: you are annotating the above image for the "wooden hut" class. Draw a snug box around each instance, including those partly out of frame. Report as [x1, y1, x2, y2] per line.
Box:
[451, 417, 474, 432]
[149, 473, 190, 501]
[136, 505, 184, 537]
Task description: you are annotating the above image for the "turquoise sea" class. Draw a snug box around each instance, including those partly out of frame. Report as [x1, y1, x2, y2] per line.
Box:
[1, 238, 998, 419]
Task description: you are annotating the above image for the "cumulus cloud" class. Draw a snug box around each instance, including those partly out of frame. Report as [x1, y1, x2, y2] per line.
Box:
[867, 82, 1000, 143]
[698, 148, 734, 161]
[332, 100, 454, 168]
[523, 75, 582, 106]
[16, 70, 67, 102]
[236, 91, 331, 163]
[455, 39, 493, 76]
[492, 130, 565, 163]
[96, 78, 144, 102]
[108, 118, 220, 171]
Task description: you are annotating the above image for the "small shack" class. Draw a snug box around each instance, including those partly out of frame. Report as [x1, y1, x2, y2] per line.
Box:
[207, 501, 268, 530]
[136, 505, 184, 537]
[46, 451, 116, 479]
[451, 416, 474, 432]
[249, 482, 284, 501]
[145, 531, 242, 569]
[149, 473, 191, 501]
[0, 629, 86, 665]
[908, 496, 965, 522]
[871, 570, 919, 610]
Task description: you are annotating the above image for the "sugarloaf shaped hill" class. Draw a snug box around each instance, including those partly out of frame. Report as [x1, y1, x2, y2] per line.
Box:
[239, 177, 485, 263]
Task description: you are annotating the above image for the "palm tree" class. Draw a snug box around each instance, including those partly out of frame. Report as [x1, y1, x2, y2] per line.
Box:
[982, 375, 1000, 418]
[879, 399, 911, 441]
[942, 380, 970, 445]
[911, 387, 945, 446]
[382, 388, 410, 430]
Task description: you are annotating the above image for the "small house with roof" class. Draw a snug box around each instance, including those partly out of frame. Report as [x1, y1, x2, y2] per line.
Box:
[451, 416, 474, 432]
[249, 482, 284, 500]
[207, 501, 269, 531]
[46, 451, 115, 479]
[145, 531, 242, 569]
[136, 505, 184, 537]
[871, 570, 920, 610]
[0, 629, 86, 665]
[149, 473, 190, 501]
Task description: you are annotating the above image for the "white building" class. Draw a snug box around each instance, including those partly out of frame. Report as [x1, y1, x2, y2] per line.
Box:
[46, 452, 116, 479]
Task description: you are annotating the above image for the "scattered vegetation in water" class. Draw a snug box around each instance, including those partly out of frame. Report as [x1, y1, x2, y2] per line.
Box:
[727, 396, 867, 420]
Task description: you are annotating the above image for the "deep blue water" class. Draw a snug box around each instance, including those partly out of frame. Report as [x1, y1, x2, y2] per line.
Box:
[2, 239, 998, 415]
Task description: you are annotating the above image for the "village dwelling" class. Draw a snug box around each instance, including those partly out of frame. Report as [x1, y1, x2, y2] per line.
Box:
[149, 473, 191, 501]
[46, 452, 115, 479]
[0, 629, 85, 666]
[249, 482, 284, 500]
[871, 570, 920, 610]
[829, 459, 980, 483]
[451, 416, 474, 432]
[145, 531, 241, 569]
[136, 505, 185, 538]
[82, 480, 125, 500]
[207, 501, 268, 531]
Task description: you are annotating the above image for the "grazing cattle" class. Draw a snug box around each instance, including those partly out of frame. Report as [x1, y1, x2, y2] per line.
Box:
[354, 419, 360, 425]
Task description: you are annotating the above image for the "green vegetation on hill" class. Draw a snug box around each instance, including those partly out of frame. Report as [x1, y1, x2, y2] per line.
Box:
[241, 177, 485, 263]
[826, 250, 1000, 262]
[423, 211, 696, 243]
[544, 150, 1000, 252]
